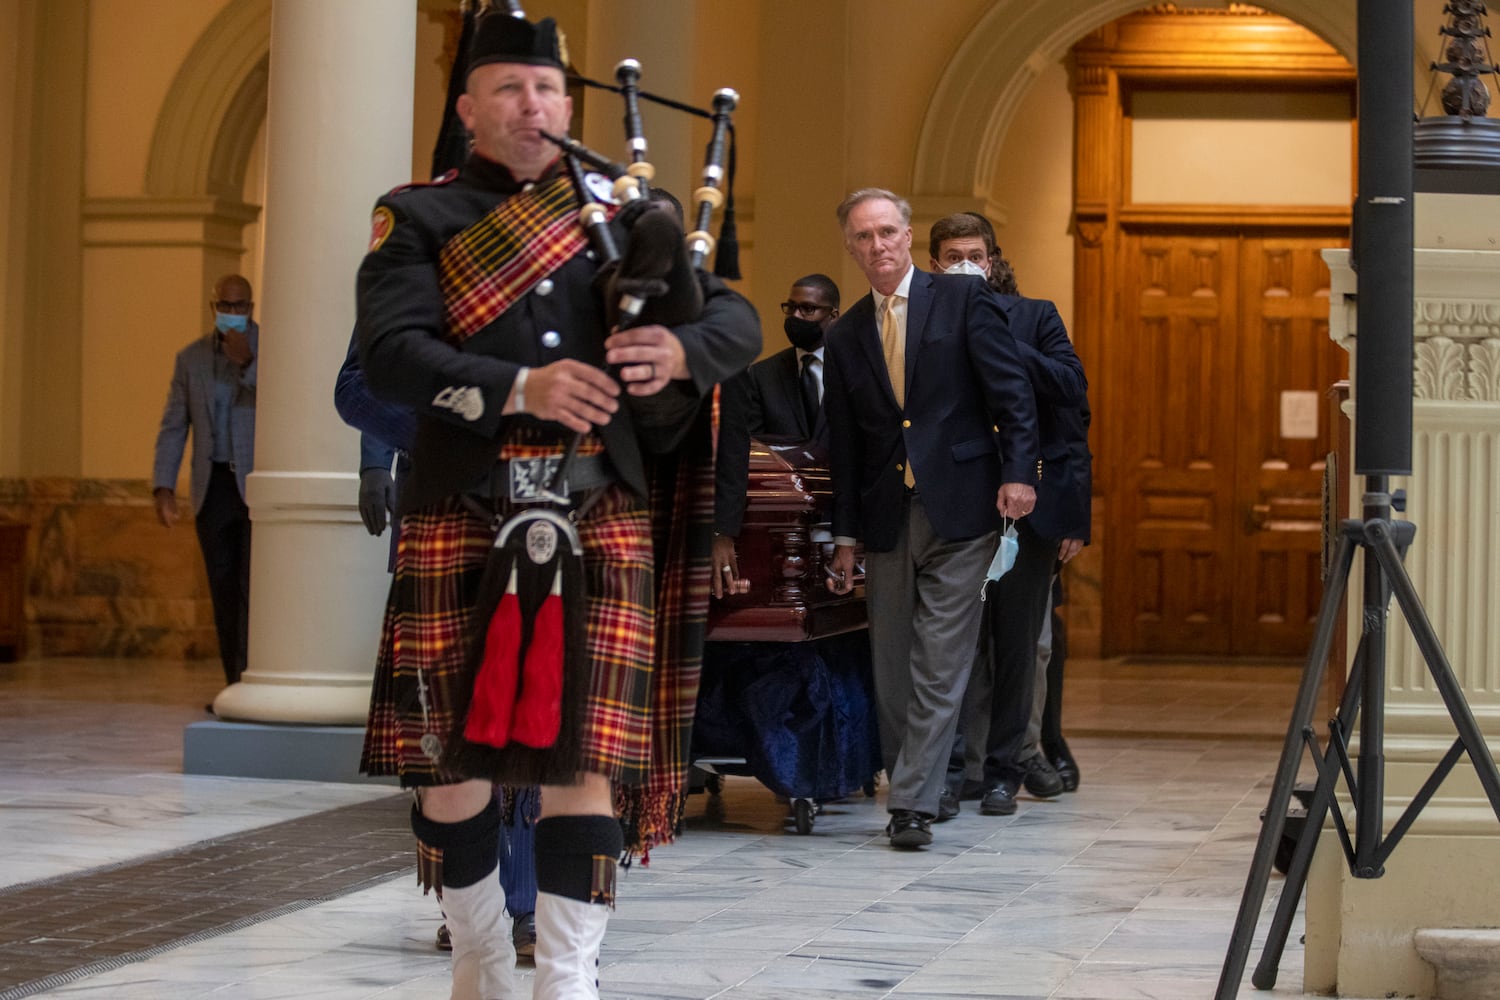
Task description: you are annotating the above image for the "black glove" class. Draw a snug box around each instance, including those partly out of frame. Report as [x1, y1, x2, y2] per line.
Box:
[358, 467, 394, 536]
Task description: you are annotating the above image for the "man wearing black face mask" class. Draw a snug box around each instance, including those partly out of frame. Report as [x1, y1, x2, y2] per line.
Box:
[711, 274, 840, 596]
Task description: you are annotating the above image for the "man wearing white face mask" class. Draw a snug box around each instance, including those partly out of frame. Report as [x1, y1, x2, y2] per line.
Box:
[929, 214, 1089, 817]
[153, 273, 258, 689]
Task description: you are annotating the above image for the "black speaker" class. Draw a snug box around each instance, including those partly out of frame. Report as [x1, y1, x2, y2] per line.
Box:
[1352, 1, 1415, 476]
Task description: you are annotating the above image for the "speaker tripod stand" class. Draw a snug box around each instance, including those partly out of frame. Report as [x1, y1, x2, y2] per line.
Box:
[1215, 479, 1500, 999]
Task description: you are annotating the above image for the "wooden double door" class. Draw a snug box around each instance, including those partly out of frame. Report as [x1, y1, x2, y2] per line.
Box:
[1104, 227, 1348, 657]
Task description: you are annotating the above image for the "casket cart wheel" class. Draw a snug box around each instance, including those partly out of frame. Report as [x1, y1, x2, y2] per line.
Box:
[792, 797, 815, 835]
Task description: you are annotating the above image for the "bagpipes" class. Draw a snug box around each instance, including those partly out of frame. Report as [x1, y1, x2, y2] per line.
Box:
[443, 3, 741, 785]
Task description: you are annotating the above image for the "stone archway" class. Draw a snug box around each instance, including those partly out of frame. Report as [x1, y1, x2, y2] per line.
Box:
[79, 0, 275, 482]
[145, 0, 271, 201]
[910, 0, 1355, 203]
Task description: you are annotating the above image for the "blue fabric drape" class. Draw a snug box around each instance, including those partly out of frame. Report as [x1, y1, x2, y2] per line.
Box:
[694, 630, 881, 801]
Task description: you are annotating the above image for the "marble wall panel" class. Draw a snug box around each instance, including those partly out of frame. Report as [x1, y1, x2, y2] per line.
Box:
[0, 478, 215, 659]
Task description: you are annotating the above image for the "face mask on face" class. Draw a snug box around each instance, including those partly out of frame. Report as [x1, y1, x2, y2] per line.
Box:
[784, 315, 825, 352]
[215, 312, 249, 334]
[943, 259, 988, 279]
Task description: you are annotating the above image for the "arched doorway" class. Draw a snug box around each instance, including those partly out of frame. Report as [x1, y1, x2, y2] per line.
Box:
[910, 0, 1354, 202]
[909, 1, 1358, 658]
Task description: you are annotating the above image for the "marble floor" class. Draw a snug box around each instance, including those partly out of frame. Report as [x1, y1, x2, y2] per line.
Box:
[0, 655, 1358, 999]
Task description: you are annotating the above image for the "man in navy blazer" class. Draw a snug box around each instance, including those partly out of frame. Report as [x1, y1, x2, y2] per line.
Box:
[929, 215, 1090, 818]
[824, 189, 1039, 848]
[711, 274, 839, 596]
[152, 274, 258, 688]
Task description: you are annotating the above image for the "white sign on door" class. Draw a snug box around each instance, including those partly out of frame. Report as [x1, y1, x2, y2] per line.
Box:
[1280, 390, 1319, 440]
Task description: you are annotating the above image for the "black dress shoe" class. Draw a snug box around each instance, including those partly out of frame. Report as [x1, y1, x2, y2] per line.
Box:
[885, 809, 933, 848]
[1019, 754, 1065, 798]
[980, 781, 1018, 816]
[1051, 753, 1080, 792]
[936, 787, 960, 822]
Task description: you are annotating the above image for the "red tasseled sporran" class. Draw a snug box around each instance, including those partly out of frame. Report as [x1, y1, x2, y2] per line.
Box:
[444, 506, 589, 785]
[463, 568, 523, 747]
[508, 567, 565, 748]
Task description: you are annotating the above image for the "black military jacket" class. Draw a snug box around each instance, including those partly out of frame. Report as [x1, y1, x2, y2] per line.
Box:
[356, 153, 760, 513]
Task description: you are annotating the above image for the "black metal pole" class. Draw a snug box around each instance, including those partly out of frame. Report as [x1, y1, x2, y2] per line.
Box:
[1352, 1, 1414, 477]
[1353, 487, 1390, 877]
[1348, 0, 1413, 881]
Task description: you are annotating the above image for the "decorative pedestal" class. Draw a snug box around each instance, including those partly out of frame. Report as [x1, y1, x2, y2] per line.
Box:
[1305, 220, 1500, 996]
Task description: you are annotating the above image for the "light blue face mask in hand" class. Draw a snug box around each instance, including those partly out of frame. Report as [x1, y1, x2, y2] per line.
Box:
[215, 312, 249, 334]
[981, 518, 1019, 600]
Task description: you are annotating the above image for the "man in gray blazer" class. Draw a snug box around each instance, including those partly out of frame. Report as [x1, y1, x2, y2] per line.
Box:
[152, 274, 258, 687]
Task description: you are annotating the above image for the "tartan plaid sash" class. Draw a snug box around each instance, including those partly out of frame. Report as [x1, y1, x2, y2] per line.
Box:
[438, 174, 594, 344]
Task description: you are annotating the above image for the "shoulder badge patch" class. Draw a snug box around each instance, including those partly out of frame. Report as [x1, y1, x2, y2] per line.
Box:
[368, 206, 395, 253]
[432, 385, 484, 422]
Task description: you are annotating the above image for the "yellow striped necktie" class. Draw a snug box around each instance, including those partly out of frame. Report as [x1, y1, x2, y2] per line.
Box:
[880, 295, 915, 487]
[881, 295, 905, 408]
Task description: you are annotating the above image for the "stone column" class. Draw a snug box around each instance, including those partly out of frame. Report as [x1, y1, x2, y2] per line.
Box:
[1305, 195, 1500, 996]
[211, 0, 415, 725]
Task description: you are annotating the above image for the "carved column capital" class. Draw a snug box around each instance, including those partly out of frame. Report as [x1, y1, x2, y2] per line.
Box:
[1413, 299, 1500, 400]
[1325, 246, 1500, 403]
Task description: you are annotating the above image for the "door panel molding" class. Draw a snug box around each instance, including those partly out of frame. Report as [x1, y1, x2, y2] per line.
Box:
[1120, 205, 1354, 229]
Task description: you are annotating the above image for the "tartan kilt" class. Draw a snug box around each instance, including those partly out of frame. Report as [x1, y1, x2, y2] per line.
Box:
[360, 484, 656, 789]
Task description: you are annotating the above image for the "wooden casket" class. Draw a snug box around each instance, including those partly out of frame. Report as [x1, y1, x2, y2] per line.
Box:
[706, 440, 867, 643]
